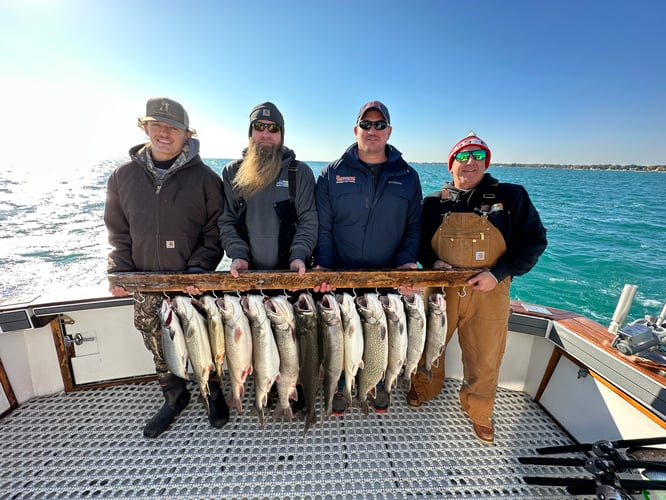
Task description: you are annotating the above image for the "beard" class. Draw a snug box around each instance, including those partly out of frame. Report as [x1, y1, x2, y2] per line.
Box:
[233, 139, 283, 198]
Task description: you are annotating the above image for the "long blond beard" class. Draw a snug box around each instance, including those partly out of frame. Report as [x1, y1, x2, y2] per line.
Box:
[233, 140, 283, 198]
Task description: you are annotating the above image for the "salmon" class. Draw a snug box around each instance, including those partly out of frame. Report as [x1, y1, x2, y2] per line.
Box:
[381, 293, 408, 392]
[317, 293, 344, 422]
[217, 294, 253, 415]
[264, 295, 300, 422]
[337, 292, 364, 407]
[242, 294, 280, 426]
[402, 293, 427, 390]
[294, 292, 320, 435]
[172, 295, 215, 412]
[160, 298, 190, 381]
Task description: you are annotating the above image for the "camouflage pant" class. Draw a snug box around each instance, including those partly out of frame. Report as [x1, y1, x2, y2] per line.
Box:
[133, 293, 169, 376]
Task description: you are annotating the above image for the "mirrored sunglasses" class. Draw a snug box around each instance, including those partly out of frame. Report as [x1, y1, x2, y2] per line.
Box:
[358, 120, 389, 131]
[454, 150, 487, 162]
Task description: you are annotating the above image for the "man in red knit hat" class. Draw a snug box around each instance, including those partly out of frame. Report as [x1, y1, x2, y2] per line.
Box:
[410, 132, 547, 445]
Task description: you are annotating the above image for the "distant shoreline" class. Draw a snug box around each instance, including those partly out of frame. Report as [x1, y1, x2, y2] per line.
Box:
[416, 162, 665, 172]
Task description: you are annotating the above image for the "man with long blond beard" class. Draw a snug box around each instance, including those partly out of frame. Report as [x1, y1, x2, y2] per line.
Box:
[218, 101, 317, 276]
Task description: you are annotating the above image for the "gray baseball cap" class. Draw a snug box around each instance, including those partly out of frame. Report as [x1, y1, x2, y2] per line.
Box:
[141, 97, 191, 131]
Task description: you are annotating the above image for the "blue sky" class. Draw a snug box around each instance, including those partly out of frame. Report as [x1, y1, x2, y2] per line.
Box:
[1, 0, 664, 166]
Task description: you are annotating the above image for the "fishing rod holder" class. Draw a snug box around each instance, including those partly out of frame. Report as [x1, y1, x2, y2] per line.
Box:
[609, 284, 666, 356]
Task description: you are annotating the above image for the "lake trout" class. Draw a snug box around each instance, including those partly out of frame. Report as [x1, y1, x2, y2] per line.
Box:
[337, 292, 364, 407]
[199, 294, 226, 384]
[355, 293, 388, 415]
[381, 293, 408, 392]
[317, 293, 344, 423]
[242, 294, 280, 426]
[217, 294, 253, 415]
[424, 292, 448, 381]
[293, 292, 320, 435]
[264, 295, 300, 422]
[172, 295, 215, 412]
[160, 298, 190, 381]
[402, 293, 427, 390]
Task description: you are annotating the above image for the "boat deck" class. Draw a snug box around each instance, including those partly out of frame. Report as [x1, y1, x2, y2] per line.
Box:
[0, 378, 595, 499]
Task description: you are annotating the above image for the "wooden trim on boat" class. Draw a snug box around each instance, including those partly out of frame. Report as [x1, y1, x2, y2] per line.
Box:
[108, 269, 480, 293]
[556, 315, 666, 389]
[50, 317, 74, 392]
[534, 347, 561, 402]
[0, 356, 18, 417]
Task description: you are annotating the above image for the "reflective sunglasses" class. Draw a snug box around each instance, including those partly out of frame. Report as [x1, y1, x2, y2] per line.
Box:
[357, 120, 389, 131]
[252, 121, 281, 134]
[454, 150, 487, 162]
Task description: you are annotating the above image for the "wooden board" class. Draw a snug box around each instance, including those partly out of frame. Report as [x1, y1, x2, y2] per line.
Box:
[108, 269, 480, 293]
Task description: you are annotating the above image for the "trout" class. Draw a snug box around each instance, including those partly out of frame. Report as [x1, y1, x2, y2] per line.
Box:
[424, 292, 448, 381]
[172, 295, 215, 412]
[217, 294, 253, 415]
[317, 293, 344, 423]
[242, 294, 280, 426]
[402, 293, 427, 389]
[337, 292, 364, 407]
[160, 298, 190, 381]
[380, 293, 408, 392]
[265, 295, 300, 422]
[294, 292, 320, 435]
[199, 294, 226, 384]
[355, 293, 388, 415]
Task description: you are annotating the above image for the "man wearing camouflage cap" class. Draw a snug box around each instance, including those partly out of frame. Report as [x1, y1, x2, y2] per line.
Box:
[105, 97, 227, 438]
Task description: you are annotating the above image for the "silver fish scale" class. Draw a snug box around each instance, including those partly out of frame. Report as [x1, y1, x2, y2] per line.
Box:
[0, 378, 592, 499]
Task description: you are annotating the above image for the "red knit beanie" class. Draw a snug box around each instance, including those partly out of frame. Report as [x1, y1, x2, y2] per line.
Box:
[447, 132, 491, 171]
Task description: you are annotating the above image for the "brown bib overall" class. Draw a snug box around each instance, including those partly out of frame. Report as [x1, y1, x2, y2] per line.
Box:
[412, 212, 511, 424]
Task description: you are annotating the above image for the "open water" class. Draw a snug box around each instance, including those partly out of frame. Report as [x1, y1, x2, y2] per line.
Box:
[0, 158, 664, 325]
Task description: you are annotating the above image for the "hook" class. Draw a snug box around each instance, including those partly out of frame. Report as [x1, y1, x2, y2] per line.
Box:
[211, 290, 218, 298]
[457, 286, 467, 298]
[134, 291, 146, 304]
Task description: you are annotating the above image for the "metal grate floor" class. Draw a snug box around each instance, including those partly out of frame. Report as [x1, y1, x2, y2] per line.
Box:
[0, 378, 593, 499]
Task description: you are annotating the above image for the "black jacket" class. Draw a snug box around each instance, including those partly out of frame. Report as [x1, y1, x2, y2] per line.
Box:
[420, 173, 547, 281]
[105, 139, 224, 273]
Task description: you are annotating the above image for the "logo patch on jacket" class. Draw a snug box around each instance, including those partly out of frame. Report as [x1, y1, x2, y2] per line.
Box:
[335, 175, 356, 184]
[275, 179, 289, 188]
[166, 241, 175, 249]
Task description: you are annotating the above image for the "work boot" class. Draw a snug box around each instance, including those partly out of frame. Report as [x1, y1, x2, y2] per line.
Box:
[143, 374, 190, 438]
[331, 392, 348, 417]
[368, 386, 390, 414]
[406, 385, 424, 411]
[207, 380, 230, 428]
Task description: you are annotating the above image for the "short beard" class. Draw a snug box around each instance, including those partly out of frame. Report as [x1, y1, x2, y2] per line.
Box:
[233, 139, 283, 198]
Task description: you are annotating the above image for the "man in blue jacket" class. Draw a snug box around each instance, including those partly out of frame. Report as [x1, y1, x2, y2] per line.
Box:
[315, 100, 423, 414]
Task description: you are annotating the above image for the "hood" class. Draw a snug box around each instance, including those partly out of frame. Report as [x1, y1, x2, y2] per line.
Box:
[128, 138, 201, 175]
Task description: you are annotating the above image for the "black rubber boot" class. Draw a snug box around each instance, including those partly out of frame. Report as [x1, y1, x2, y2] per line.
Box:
[207, 380, 230, 428]
[143, 375, 190, 438]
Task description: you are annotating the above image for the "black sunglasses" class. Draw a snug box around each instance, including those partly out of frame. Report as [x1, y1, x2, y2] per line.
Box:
[357, 120, 389, 131]
[252, 121, 281, 134]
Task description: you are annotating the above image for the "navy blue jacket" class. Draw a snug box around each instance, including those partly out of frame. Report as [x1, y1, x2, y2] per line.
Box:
[315, 143, 423, 269]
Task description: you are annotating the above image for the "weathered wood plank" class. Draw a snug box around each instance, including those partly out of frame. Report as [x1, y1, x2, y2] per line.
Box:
[108, 269, 480, 293]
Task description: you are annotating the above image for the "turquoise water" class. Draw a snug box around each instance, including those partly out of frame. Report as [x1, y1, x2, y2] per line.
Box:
[1, 158, 664, 325]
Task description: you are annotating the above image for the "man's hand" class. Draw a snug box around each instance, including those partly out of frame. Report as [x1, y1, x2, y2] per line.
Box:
[312, 265, 335, 293]
[230, 258, 249, 278]
[396, 262, 421, 295]
[433, 260, 453, 270]
[290, 259, 306, 277]
[109, 286, 131, 297]
[467, 270, 498, 292]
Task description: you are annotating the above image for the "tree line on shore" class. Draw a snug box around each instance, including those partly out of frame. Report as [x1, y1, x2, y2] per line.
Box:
[499, 163, 665, 172]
